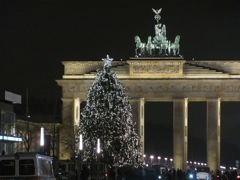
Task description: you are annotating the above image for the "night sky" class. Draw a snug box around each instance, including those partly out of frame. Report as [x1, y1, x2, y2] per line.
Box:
[1, 0, 240, 166]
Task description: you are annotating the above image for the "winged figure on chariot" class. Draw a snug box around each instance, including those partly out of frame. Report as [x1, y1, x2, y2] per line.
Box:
[134, 8, 181, 57]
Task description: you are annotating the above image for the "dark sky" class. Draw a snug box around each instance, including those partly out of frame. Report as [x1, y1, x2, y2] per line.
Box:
[1, 0, 240, 166]
[1, 0, 240, 98]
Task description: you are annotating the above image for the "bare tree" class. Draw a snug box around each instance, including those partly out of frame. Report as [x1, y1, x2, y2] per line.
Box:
[60, 123, 77, 158]
[45, 121, 60, 157]
[15, 120, 40, 152]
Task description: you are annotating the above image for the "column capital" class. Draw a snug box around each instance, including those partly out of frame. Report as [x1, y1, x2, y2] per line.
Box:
[61, 97, 73, 102]
[62, 97, 82, 102]
[173, 97, 188, 101]
[207, 97, 221, 101]
[129, 97, 145, 103]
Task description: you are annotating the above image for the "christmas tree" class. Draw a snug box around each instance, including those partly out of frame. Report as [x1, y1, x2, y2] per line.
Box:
[78, 55, 141, 166]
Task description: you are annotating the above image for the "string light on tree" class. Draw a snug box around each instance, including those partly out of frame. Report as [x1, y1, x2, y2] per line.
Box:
[78, 55, 141, 166]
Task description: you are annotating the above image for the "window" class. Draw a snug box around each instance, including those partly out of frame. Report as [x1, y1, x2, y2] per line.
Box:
[19, 159, 35, 175]
[0, 110, 15, 135]
[0, 160, 15, 175]
[39, 159, 53, 176]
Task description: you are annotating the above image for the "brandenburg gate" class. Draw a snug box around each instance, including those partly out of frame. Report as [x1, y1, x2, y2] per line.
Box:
[57, 58, 240, 172]
[56, 8, 240, 172]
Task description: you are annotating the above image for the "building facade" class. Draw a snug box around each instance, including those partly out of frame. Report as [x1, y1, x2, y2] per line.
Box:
[0, 99, 22, 155]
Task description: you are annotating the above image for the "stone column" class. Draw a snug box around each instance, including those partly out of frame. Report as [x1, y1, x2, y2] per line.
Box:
[59, 98, 74, 160]
[207, 98, 221, 173]
[130, 98, 145, 159]
[173, 98, 188, 171]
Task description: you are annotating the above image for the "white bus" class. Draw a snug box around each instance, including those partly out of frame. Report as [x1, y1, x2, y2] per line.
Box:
[0, 152, 56, 180]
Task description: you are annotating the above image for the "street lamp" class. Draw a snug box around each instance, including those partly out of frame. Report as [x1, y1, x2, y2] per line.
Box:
[150, 155, 154, 167]
[164, 157, 168, 165]
[143, 154, 146, 165]
[158, 156, 161, 164]
[170, 158, 173, 166]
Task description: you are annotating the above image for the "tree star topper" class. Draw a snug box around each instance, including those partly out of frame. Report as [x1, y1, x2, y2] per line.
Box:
[102, 55, 113, 68]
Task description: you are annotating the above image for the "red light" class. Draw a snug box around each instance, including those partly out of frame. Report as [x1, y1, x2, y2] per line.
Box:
[105, 173, 108, 177]
[237, 175, 240, 179]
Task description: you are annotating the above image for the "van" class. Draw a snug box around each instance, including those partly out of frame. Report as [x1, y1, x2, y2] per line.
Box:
[196, 167, 211, 180]
[0, 152, 56, 179]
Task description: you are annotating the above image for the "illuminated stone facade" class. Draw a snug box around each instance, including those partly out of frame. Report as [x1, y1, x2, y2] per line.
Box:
[56, 57, 240, 172]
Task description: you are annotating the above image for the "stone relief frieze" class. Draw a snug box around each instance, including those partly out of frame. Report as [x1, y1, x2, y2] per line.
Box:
[222, 85, 233, 92]
[123, 84, 240, 93]
[132, 64, 180, 74]
[75, 83, 240, 94]
[69, 85, 76, 92]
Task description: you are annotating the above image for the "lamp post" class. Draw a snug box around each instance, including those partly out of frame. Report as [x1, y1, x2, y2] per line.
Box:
[150, 155, 154, 167]
[170, 158, 173, 167]
[164, 157, 168, 165]
[78, 134, 83, 180]
[158, 156, 161, 164]
[143, 154, 146, 165]
[97, 138, 100, 180]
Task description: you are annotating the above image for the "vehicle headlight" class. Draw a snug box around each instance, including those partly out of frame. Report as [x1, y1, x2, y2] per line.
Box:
[158, 175, 162, 179]
[189, 174, 194, 179]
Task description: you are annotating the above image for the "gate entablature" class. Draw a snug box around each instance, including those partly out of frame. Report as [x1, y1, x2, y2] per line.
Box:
[61, 59, 240, 79]
[187, 60, 240, 75]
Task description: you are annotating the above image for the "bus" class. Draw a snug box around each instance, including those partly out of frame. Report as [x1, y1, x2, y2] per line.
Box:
[0, 152, 56, 179]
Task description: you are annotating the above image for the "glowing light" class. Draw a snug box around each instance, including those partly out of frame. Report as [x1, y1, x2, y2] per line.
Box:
[97, 138, 100, 153]
[0, 135, 22, 142]
[40, 127, 44, 146]
[79, 134, 83, 150]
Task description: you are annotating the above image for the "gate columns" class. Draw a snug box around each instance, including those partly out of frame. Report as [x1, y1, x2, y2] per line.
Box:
[207, 98, 221, 173]
[130, 98, 145, 158]
[173, 98, 188, 171]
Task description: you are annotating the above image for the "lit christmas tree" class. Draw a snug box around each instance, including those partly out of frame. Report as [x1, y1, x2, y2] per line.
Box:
[78, 55, 141, 166]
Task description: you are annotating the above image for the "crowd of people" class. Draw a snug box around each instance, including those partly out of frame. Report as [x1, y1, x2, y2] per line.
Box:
[106, 165, 239, 180]
[57, 163, 239, 180]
